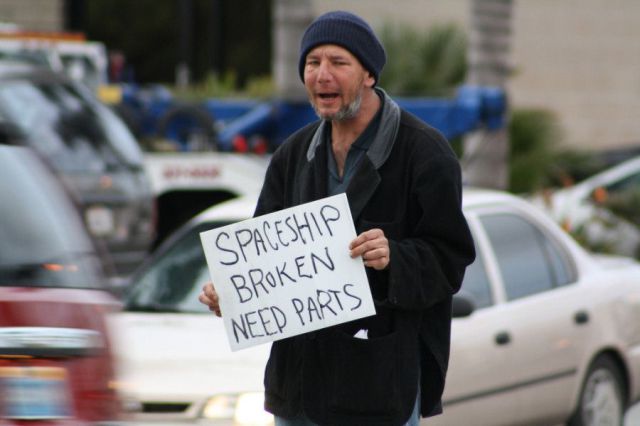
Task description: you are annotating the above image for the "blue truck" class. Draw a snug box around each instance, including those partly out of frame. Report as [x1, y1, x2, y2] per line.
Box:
[116, 83, 506, 153]
[121, 84, 506, 245]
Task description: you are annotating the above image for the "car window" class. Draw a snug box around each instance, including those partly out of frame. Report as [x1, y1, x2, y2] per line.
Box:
[126, 221, 234, 313]
[480, 213, 573, 301]
[0, 77, 142, 172]
[60, 55, 102, 91]
[604, 171, 640, 194]
[0, 146, 104, 288]
[460, 240, 493, 309]
[74, 82, 145, 167]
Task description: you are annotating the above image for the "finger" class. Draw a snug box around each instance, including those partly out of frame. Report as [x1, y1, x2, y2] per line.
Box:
[199, 285, 220, 305]
[198, 292, 216, 308]
[364, 253, 390, 270]
[198, 292, 222, 317]
[362, 247, 389, 261]
[198, 291, 212, 304]
[349, 229, 380, 250]
[350, 236, 388, 258]
[202, 282, 218, 300]
[349, 229, 383, 249]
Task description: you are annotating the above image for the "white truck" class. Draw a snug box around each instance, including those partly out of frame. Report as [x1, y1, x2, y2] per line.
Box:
[0, 29, 108, 92]
[143, 152, 270, 248]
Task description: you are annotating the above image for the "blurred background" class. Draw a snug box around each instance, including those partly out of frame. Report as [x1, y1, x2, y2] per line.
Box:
[6, 0, 640, 191]
[3, 0, 640, 425]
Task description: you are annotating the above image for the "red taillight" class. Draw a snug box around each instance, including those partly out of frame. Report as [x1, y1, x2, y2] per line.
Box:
[232, 135, 249, 152]
[252, 137, 268, 155]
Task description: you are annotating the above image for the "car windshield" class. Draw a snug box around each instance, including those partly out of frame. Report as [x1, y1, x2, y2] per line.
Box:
[0, 146, 105, 288]
[126, 221, 233, 313]
[0, 76, 143, 172]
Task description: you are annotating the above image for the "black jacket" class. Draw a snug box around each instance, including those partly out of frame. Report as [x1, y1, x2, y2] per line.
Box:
[254, 90, 475, 426]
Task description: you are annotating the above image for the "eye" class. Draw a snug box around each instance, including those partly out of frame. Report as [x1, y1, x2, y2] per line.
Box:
[333, 58, 350, 66]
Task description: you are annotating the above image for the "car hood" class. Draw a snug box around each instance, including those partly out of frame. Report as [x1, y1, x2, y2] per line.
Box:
[591, 253, 640, 269]
[107, 311, 271, 405]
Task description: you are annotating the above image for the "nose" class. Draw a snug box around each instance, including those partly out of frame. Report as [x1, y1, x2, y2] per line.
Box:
[316, 60, 332, 82]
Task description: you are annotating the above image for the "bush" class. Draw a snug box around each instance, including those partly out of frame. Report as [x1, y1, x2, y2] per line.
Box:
[171, 72, 274, 101]
[508, 108, 560, 193]
[379, 23, 467, 97]
[507, 108, 600, 194]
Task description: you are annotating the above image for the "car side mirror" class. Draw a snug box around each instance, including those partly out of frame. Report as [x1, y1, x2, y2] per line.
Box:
[452, 293, 475, 318]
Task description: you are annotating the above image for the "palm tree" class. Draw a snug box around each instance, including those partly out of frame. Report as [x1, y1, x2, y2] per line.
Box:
[378, 22, 467, 97]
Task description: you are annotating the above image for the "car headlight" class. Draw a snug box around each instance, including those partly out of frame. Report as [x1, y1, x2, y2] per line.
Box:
[85, 205, 116, 237]
[201, 392, 273, 425]
[202, 394, 236, 419]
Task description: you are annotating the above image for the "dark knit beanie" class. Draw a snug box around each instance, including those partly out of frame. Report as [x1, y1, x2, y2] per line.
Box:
[298, 10, 386, 84]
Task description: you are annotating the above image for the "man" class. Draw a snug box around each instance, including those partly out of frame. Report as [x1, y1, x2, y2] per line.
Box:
[199, 10, 475, 426]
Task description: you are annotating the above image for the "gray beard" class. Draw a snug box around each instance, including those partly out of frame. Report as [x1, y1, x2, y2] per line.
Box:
[312, 91, 362, 122]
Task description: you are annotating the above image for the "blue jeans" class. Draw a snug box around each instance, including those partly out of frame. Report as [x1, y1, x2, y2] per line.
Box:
[274, 385, 421, 426]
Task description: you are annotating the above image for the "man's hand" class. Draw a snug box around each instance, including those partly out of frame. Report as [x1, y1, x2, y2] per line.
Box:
[349, 228, 390, 270]
[198, 282, 222, 317]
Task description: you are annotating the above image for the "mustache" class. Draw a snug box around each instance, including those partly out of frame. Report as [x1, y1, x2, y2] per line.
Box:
[309, 90, 363, 121]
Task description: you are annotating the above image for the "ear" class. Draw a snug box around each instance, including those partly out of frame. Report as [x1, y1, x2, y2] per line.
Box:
[364, 71, 376, 88]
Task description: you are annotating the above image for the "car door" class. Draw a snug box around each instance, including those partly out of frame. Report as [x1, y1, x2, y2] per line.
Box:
[475, 209, 590, 425]
[433, 213, 519, 426]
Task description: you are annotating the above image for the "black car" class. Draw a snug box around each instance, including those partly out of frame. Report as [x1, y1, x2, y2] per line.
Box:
[0, 60, 154, 276]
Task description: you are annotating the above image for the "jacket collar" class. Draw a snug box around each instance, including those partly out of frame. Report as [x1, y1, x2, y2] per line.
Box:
[302, 88, 401, 221]
[306, 87, 400, 168]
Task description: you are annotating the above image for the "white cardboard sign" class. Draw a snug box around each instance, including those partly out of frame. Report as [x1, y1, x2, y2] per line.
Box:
[200, 193, 375, 351]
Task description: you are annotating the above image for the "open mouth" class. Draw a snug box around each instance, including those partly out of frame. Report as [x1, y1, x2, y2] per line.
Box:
[318, 93, 339, 100]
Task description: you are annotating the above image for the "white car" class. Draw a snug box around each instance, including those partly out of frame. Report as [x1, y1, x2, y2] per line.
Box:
[535, 155, 640, 258]
[109, 189, 640, 426]
[108, 197, 273, 425]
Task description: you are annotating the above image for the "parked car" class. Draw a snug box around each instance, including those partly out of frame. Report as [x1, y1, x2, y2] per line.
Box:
[0, 59, 154, 276]
[0, 143, 122, 422]
[535, 155, 640, 258]
[110, 189, 640, 425]
[434, 189, 640, 426]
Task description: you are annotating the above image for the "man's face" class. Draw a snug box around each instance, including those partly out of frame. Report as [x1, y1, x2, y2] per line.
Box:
[303, 44, 374, 121]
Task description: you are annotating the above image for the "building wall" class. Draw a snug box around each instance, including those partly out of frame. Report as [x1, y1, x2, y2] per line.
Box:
[510, 0, 640, 151]
[313, 0, 640, 152]
[0, 0, 64, 31]
[312, 0, 468, 31]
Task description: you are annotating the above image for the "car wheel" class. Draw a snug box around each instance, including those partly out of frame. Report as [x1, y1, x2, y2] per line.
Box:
[568, 355, 625, 426]
[156, 105, 218, 151]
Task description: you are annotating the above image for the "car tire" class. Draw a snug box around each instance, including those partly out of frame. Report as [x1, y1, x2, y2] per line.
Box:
[155, 104, 218, 151]
[568, 355, 626, 426]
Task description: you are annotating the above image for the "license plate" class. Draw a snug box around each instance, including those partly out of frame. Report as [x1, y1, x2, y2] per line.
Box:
[0, 366, 71, 419]
[85, 205, 115, 236]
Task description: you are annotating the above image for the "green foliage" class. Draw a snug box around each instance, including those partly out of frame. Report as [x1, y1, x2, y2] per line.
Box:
[542, 149, 604, 187]
[171, 72, 238, 101]
[568, 219, 620, 255]
[508, 109, 560, 193]
[170, 72, 274, 101]
[378, 22, 467, 97]
[508, 108, 609, 194]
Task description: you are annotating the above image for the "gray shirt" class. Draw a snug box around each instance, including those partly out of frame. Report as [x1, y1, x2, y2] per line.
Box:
[326, 105, 382, 195]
